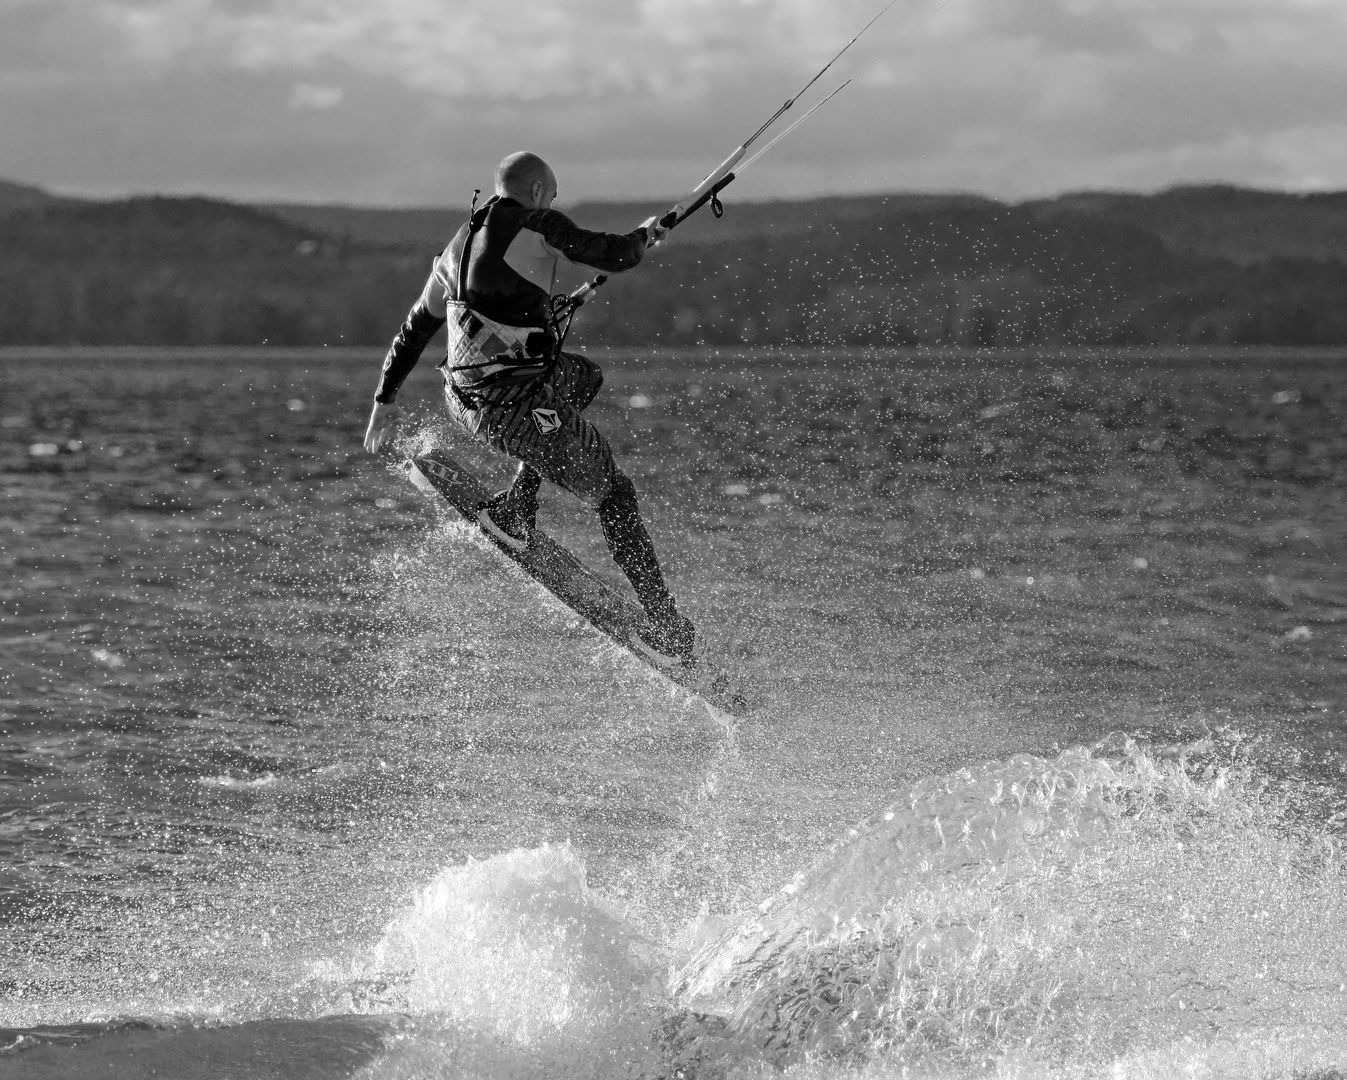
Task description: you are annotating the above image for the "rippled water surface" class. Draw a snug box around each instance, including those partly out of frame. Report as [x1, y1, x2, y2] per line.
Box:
[1, 346, 1345, 1078]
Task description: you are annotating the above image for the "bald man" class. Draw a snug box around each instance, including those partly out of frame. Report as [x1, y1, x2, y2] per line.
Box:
[363, 152, 698, 665]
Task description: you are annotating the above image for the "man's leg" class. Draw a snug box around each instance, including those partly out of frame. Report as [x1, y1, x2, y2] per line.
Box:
[477, 379, 697, 661]
[597, 474, 696, 659]
[495, 459, 542, 535]
[497, 351, 603, 531]
[550, 350, 604, 412]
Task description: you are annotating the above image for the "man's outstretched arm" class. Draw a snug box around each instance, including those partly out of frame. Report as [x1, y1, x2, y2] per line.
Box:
[364, 274, 448, 453]
[529, 209, 666, 275]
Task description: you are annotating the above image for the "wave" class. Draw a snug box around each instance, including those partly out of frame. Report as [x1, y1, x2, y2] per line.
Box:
[10, 738, 1344, 1079]
[668, 735, 1347, 1075]
[348, 736, 1347, 1078]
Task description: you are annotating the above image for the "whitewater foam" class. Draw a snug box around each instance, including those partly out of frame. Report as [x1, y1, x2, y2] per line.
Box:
[333, 736, 1347, 1078]
[668, 736, 1347, 1074]
[355, 843, 666, 1077]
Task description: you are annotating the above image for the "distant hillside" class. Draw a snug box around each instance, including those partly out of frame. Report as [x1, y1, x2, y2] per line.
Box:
[3, 180, 1347, 347]
[266, 203, 463, 251]
[0, 194, 426, 346]
[262, 196, 774, 249]
[268, 185, 1347, 264]
[1031, 185, 1347, 265]
[0, 178, 61, 215]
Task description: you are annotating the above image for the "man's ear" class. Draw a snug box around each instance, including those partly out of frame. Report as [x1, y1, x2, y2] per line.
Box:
[531, 179, 543, 207]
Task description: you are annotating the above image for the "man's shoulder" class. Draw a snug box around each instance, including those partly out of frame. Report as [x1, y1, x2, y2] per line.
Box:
[525, 208, 638, 250]
[520, 206, 579, 231]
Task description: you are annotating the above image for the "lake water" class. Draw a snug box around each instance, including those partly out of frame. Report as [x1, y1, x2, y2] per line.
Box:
[1, 346, 1345, 1078]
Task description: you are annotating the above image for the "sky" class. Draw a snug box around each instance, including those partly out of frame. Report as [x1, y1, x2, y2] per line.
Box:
[2, 0, 1346, 207]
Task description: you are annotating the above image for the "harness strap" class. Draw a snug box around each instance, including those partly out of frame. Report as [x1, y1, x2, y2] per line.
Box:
[455, 189, 488, 304]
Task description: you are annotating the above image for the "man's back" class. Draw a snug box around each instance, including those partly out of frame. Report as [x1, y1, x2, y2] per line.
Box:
[437, 196, 648, 329]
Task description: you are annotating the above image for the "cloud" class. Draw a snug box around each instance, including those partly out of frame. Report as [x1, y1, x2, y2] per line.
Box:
[288, 82, 344, 111]
[80, 0, 841, 100]
[1, 0, 1345, 203]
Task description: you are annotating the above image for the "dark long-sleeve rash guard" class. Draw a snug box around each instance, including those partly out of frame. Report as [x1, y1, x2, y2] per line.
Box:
[373, 196, 649, 404]
[374, 304, 446, 404]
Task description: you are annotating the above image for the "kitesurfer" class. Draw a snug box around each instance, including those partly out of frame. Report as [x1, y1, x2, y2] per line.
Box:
[363, 151, 698, 665]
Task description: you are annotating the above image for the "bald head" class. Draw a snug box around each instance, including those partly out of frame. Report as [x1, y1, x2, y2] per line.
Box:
[495, 152, 557, 209]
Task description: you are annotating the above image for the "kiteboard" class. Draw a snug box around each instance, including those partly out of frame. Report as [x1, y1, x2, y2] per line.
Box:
[403, 446, 749, 716]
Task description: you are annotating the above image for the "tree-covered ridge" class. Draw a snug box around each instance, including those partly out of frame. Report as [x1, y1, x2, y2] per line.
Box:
[3, 182, 1346, 347]
[0, 193, 426, 347]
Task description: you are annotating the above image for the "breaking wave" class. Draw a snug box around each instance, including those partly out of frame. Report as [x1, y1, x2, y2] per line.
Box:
[668, 735, 1347, 1076]
[340, 736, 1347, 1078]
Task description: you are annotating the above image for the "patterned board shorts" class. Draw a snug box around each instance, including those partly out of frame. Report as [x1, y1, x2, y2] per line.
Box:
[443, 350, 619, 507]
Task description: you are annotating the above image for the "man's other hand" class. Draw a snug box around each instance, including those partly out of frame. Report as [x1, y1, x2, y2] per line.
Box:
[640, 215, 669, 248]
[364, 401, 402, 453]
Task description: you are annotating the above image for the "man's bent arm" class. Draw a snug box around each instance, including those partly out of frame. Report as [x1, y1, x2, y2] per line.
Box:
[374, 300, 448, 404]
[530, 209, 649, 275]
[365, 274, 448, 454]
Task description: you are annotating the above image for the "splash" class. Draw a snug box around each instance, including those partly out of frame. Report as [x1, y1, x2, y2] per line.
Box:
[670, 737, 1347, 1075]
[360, 843, 666, 1077]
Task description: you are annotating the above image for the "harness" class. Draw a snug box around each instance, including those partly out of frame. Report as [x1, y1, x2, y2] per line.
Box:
[546, 290, 583, 362]
[455, 189, 488, 308]
[444, 189, 557, 401]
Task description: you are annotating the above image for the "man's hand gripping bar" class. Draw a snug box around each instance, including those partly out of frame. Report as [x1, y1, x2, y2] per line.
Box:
[561, 151, 742, 313]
